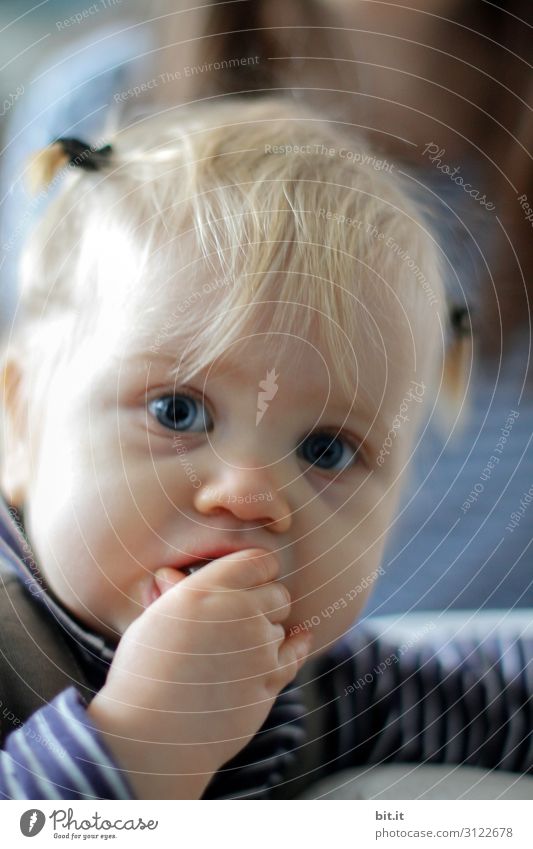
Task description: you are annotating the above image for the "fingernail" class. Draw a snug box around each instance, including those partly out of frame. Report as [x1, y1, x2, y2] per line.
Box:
[296, 635, 313, 658]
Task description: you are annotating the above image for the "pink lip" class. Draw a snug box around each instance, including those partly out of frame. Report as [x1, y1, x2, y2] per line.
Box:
[164, 544, 271, 573]
[146, 544, 273, 604]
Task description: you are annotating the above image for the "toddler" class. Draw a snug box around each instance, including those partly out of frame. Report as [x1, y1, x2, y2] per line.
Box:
[0, 98, 530, 800]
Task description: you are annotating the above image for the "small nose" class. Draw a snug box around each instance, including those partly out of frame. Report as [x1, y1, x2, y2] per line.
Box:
[194, 467, 292, 533]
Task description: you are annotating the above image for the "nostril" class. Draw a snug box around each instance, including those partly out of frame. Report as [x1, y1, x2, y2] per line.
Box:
[207, 507, 226, 517]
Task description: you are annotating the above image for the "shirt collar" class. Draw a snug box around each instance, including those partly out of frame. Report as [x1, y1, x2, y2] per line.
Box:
[0, 496, 116, 686]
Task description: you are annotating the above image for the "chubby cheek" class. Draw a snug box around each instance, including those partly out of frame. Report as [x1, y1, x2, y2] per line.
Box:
[26, 481, 127, 631]
[284, 510, 391, 655]
[25, 434, 153, 633]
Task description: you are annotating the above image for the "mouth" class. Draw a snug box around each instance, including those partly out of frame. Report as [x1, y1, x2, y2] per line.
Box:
[173, 546, 251, 576]
[147, 546, 260, 605]
[179, 559, 213, 577]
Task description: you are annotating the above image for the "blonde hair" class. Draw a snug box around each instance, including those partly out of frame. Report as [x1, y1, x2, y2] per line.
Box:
[12, 97, 448, 409]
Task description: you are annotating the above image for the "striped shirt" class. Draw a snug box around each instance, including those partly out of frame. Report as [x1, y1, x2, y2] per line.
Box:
[0, 498, 532, 800]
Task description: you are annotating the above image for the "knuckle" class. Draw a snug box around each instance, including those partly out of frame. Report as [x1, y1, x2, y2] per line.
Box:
[262, 668, 285, 695]
[269, 648, 295, 685]
[193, 590, 217, 616]
[270, 623, 286, 644]
[283, 643, 302, 676]
[260, 639, 281, 669]
[195, 588, 235, 621]
[275, 582, 292, 607]
[281, 646, 299, 673]
[249, 557, 269, 587]
[255, 552, 278, 584]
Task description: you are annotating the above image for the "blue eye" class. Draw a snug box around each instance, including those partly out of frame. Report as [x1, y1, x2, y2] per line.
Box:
[148, 394, 212, 433]
[299, 431, 360, 472]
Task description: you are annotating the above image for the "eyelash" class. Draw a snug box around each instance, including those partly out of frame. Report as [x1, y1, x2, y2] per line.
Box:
[148, 389, 213, 433]
[147, 391, 364, 473]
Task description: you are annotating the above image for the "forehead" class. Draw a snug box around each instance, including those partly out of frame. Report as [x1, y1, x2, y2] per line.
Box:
[92, 233, 425, 414]
[119, 307, 418, 446]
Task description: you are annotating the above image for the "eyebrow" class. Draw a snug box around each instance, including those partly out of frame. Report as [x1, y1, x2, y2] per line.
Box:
[131, 348, 384, 434]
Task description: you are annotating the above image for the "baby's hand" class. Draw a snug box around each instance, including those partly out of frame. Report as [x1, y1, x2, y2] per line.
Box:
[87, 549, 312, 799]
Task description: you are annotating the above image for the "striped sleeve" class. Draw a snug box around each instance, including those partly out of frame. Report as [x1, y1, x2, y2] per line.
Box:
[320, 628, 533, 775]
[0, 687, 135, 800]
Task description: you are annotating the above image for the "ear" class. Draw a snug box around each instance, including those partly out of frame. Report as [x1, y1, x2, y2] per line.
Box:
[0, 354, 30, 507]
[435, 305, 473, 437]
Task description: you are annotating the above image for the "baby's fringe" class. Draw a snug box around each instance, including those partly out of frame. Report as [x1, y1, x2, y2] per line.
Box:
[27, 143, 70, 195]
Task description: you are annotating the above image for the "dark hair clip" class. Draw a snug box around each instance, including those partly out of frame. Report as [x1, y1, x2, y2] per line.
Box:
[449, 304, 471, 337]
[53, 136, 113, 171]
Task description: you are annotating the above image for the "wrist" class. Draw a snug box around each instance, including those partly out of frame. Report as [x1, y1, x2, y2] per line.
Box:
[87, 696, 213, 800]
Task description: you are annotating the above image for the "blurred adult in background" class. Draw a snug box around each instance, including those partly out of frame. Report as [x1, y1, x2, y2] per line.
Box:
[1, 0, 531, 613]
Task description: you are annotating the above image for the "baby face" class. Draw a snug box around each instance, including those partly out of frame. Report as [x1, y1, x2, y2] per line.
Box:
[4, 267, 428, 658]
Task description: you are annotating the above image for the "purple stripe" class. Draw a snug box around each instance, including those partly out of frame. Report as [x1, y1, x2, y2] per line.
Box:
[0, 688, 135, 799]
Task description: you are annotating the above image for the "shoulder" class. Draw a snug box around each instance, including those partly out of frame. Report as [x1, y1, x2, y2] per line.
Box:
[0, 560, 92, 741]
